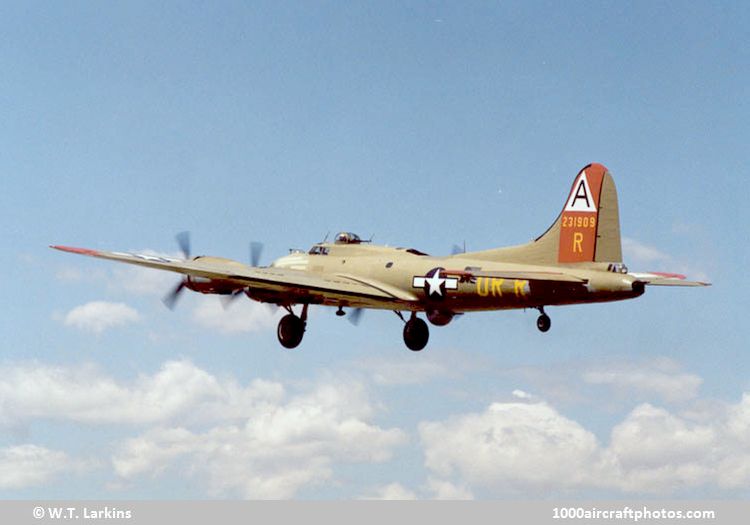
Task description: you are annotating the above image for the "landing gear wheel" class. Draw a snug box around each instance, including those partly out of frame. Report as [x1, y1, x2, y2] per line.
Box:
[536, 313, 551, 333]
[403, 317, 429, 351]
[277, 314, 305, 349]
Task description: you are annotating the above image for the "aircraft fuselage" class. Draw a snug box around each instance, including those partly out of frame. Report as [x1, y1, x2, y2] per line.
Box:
[270, 242, 644, 313]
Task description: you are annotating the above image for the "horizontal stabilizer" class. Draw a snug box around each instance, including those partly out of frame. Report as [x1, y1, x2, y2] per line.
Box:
[642, 279, 710, 287]
[630, 272, 711, 287]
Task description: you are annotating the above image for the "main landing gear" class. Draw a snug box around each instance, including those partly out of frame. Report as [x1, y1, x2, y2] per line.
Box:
[536, 306, 551, 333]
[396, 311, 429, 351]
[277, 304, 308, 349]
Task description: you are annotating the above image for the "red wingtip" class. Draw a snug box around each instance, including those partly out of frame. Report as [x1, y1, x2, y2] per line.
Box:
[648, 271, 687, 280]
[50, 245, 100, 256]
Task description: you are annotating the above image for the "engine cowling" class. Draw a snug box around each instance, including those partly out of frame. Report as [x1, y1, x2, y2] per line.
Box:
[426, 309, 454, 326]
[185, 275, 237, 295]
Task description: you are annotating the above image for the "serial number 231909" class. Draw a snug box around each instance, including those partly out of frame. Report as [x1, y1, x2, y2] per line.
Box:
[562, 216, 596, 228]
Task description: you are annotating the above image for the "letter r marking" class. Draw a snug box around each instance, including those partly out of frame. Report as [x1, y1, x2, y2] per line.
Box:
[573, 232, 583, 253]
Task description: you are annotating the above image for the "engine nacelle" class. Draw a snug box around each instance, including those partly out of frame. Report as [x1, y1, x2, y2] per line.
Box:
[185, 275, 237, 295]
[426, 309, 454, 326]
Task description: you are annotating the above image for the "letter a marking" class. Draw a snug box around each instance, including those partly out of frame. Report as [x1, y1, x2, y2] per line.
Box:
[564, 171, 597, 212]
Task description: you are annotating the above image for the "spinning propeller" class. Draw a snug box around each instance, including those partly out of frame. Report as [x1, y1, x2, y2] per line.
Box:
[347, 307, 364, 326]
[221, 240, 266, 309]
[336, 305, 364, 325]
[250, 241, 263, 267]
[162, 231, 192, 310]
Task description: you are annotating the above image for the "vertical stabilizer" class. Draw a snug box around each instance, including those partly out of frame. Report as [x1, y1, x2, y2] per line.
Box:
[462, 163, 622, 265]
[557, 163, 622, 263]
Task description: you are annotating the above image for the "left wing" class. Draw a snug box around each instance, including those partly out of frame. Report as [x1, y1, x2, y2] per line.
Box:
[51, 245, 415, 307]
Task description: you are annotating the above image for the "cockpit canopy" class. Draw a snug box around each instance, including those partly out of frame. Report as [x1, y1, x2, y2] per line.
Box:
[334, 232, 362, 245]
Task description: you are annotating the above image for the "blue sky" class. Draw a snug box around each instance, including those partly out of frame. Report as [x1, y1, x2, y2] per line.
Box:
[1, 1, 748, 499]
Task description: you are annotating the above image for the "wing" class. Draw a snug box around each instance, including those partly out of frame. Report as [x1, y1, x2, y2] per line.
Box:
[629, 271, 711, 287]
[51, 245, 415, 308]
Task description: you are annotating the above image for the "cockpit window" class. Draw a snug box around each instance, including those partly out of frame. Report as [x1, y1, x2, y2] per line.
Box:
[308, 245, 329, 255]
[334, 232, 362, 244]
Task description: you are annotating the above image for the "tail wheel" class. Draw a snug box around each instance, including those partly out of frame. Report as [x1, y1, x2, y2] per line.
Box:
[536, 313, 551, 333]
[403, 317, 429, 351]
[277, 314, 305, 349]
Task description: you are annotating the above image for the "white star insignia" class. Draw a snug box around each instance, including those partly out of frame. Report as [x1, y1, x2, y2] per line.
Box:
[424, 271, 446, 296]
[412, 268, 459, 297]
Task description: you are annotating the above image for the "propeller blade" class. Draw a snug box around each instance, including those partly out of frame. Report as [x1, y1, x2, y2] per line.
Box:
[176, 231, 191, 259]
[348, 307, 364, 326]
[264, 303, 278, 314]
[220, 289, 245, 309]
[250, 242, 264, 267]
[162, 280, 186, 310]
[451, 241, 466, 255]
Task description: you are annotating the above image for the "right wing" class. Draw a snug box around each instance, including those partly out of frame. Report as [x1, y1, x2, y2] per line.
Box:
[629, 271, 711, 287]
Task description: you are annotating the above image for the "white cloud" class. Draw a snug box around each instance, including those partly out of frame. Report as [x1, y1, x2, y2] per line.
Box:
[353, 350, 485, 387]
[0, 445, 75, 489]
[622, 237, 709, 281]
[582, 359, 703, 403]
[55, 266, 87, 282]
[0, 359, 406, 498]
[420, 401, 603, 493]
[0, 360, 283, 427]
[511, 389, 533, 400]
[622, 237, 672, 264]
[7, 354, 747, 498]
[419, 393, 750, 496]
[606, 403, 717, 493]
[425, 478, 474, 500]
[360, 483, 418, 500]
[62, 301, 140, 334]
[356, 358, 450, 386]
[509, 358, 704, 406]
[192, 297, 279, 334]
[719, 393, 750, 488]
[111, 265, 178, 297]
[112, 379, 406, 498]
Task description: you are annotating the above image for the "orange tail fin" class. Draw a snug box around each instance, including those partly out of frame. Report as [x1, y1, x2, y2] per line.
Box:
[557, 163, 620, 263]
[462, 163, 622, 265]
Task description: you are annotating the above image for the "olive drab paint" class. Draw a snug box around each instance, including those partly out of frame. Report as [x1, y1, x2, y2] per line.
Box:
[51, 162, 709, 351]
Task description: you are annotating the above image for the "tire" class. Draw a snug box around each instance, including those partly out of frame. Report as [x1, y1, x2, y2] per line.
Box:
[403, 317, 429, 351]
[536, 314, 551, 333]
[277, 314, 305, 349]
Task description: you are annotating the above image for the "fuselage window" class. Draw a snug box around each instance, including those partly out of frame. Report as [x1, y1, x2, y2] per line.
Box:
[308, 246, 329, 255]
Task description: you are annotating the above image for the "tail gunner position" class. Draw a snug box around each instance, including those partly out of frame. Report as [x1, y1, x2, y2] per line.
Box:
[52, 163, 709, 351]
